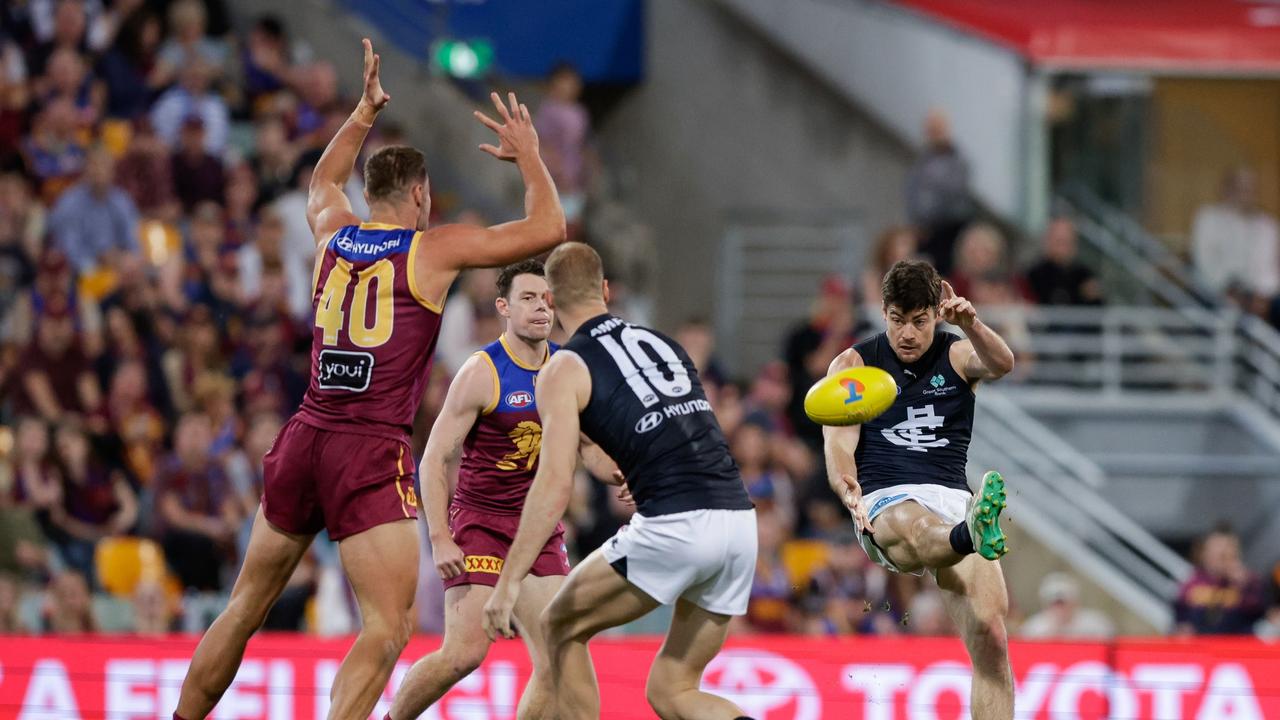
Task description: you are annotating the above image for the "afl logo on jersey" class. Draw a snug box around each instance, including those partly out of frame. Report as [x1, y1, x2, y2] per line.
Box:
[635, 411, 664, 434]
[506, 390, 533, 408]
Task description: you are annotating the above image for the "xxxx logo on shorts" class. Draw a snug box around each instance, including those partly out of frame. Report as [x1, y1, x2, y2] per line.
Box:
[464, 555, 504, 574]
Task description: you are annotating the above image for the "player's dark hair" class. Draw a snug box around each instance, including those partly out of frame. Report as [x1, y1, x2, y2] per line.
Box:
[545, 242, 604, 310]
[363, 145, 426, 202]
[496, 259, 545, 299]
[881, 259, 942, 312]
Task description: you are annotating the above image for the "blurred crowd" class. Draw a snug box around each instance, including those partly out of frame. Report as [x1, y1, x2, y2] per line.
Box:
[0, 0, 1275, 644]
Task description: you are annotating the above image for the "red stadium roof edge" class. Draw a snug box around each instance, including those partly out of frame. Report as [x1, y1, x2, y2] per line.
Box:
[892, 0, 1280, 74]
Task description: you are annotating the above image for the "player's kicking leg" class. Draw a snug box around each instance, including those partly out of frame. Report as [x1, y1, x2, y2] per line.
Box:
[866, 471, 1012, 719]
[389, 574, 562, 720]
[869, 472, 1008, 571]
[175, 509, 313, 719]
[330, 519, 419, 720]
[541, 551, 750, 720]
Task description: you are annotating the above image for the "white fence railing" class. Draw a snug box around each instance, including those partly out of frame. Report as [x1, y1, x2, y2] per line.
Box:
[972, 304, 1280, 420]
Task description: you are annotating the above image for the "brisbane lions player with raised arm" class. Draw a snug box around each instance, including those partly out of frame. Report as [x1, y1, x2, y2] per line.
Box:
[389, 260, 625, 720]
[173, 39, 564, 720]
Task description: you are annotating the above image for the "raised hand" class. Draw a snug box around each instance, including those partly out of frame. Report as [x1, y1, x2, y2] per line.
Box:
[361, 38, 390, 111]
[940, 280, 977, 328]
[473, 91, 539, 163]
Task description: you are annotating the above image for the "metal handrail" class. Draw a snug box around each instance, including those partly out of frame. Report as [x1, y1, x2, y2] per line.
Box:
[970, 392, 1191, 625]
[1058, 184, 1219, 308]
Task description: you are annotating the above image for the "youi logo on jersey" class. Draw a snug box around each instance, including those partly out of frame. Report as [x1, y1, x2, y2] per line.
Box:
[506, 390, 533, 408]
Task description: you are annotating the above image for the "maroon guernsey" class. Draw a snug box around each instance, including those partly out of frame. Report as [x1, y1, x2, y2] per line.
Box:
[454, 336, 558, 515]
[294, 222, 443, 440]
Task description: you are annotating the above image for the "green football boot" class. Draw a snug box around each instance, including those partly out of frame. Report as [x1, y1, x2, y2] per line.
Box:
[968, 471, 1008, 560]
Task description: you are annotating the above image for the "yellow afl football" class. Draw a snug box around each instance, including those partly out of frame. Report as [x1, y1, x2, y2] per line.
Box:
[804, 366, 898, 426]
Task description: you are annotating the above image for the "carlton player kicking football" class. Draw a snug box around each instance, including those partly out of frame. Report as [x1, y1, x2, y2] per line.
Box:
[388, 259, 626, 719]
[172, 40, 565, 720]
[823, 259, 1016, 719]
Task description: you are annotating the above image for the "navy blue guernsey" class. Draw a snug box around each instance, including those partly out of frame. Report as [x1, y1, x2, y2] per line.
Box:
[564, 314, 753, 517]
[852, 330, 974, 495]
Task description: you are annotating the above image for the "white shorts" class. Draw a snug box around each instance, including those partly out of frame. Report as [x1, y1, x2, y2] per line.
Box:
[601, 508, 757, 616]
[859, 484, 971, 574]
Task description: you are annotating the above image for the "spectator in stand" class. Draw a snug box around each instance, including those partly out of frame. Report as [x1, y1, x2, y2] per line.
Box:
[1026, 217, 1102, 306]
[105, 358, 165, 485]
[535, 63, 593, 238]
[240, 15, 301, 111]
[48, 144, 139, 274]
[97, 9, 164, 121]
[37, 47, 104, 130]
[0, 173, 46, 316]
[169, 116, 225, 213]
[674, 316, 726, 386]
[132, 579, 176, 635]
[16, 294, 103, 424]
[436, 265, 501, 376]
[154, 0, 228, 86]
[151, 59, 229, 155]
[1191, 167, 1279, 307]
[1174, 526, 1267, 635]
[21, 97, 88, 203]
[0, 417, 60, 577]
[0, 572, 22, 632]
[0, 37, 29, 161]
[1019, 572, 1114, 639]
[291, 60, 339, 146]
[1255, 561, 1280, 639]
[48, 420, 137, 584]
[223, 161, 258, 247]
[783, 274, 863, 448]
[745, 510, 797, 633]
[153, 412, 240, 592]
[115, 118, 176, 220]
[40, 569, 95, 634]
[161, 304, 224, 414]
[250, 116, 295, 205]
[801, 533, 890, 636]
[733, 418, 796, 532]
[906, 590, 952, 636]
[26, 0, 91, 80]
[861, 225, 919, 308]
[238, 205, 309, 320]
[906, 109, 974, 276]
[949, 222, 1012, 300]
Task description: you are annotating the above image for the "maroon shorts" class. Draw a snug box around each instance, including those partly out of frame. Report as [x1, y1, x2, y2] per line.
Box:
[442, 504, 570, 589]
[261, 418, 418, 541]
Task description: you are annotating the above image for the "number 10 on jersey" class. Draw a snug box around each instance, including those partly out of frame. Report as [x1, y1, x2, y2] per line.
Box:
[598, 328, 691, 407]
[315, 257, 395, 348]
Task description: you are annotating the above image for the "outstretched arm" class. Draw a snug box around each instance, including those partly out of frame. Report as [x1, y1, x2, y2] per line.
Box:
[415, 92, 566, 303]
[940, 280, 1016, 382]
[822, 348, 870, 532]
[306, 38, 389, 243]
[483, 352, 587, 639]
[419, 354, 494, 580]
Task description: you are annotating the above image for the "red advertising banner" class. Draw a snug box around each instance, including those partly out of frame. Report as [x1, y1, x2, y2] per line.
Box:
[0, 634, 1277, 719]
